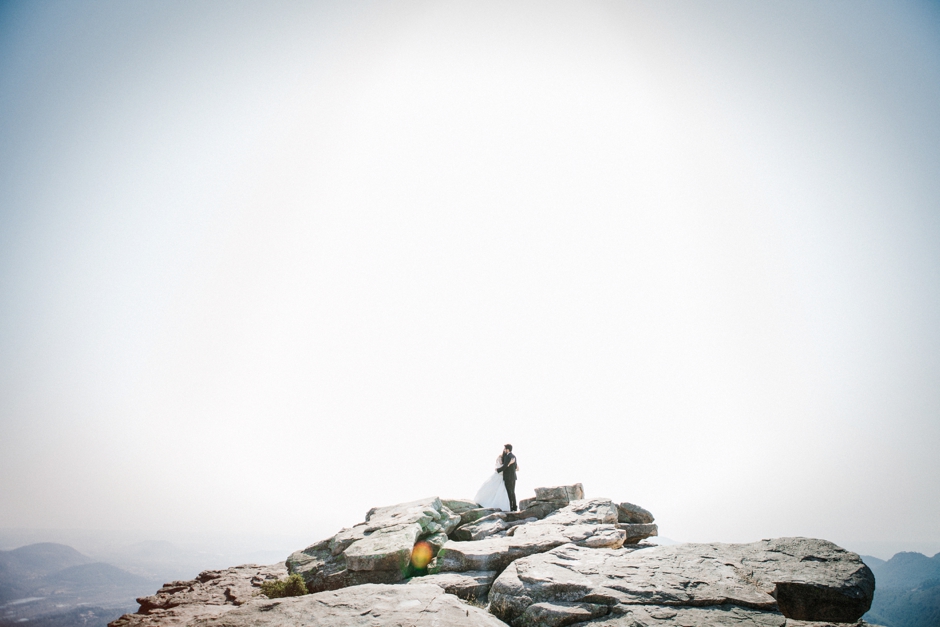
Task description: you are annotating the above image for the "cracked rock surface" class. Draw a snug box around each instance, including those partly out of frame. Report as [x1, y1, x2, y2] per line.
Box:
[109, 563, 287, 627]
[489, 538, 875, 626]
[432, 498, 636, 576]
[194, 583, 507, 627]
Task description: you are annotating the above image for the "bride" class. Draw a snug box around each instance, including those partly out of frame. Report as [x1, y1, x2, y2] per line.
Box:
[473, 452, 511, 511]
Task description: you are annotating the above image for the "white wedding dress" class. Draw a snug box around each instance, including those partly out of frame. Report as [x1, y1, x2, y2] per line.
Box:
[474, 457, 511, 511]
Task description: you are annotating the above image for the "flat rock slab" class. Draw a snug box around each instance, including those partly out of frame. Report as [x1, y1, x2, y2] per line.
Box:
[435, 537, 531, 573]
[196, 583, 507, 627]
[409, 570, 498, 602]
[490, 538, 874, 626]
[591, 607, 883, 627]
[512, 522, 625, 549]
[534, 498, 619, 526]
[441, 499, 480, 514]
[434, 524, 625, 575]
[587, 604, 788, 627]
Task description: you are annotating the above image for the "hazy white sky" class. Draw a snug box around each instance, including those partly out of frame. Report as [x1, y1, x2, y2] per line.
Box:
[1, 1, 939, 559]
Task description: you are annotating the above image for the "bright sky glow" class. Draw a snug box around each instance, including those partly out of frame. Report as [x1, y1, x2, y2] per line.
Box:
[1, 1, 939, 559]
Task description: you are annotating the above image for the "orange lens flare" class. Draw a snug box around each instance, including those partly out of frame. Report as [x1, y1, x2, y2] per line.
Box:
[411, 541, 433, 569]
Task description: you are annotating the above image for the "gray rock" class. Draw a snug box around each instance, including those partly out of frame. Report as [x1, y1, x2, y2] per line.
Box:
[534, 484, 584, 502]
[434, 499, 628, 576]
[434, 521, 624, 576]
[288, 497, 460, 592]
[538, 498, 619, 526]
[511, 500, 569, 520]
[459, 507, 503, 526]
[490, 538, 874, 625]
[433, 537, 524, 573]
[196, 583, 507, 627]
[457, 513, 510, 541]
[511, 522, 625, 550]
[456, 515, 542, 542]
[750, 538, 875, 622]
[520, 601, 610, 626]
[408, 571, 498, 602]
[505, 517, 540, 533]
[616, 502, 654, 524]
[588, 604, 788, 627]
[618, 523, 657, 544]
[285, 538, 347, 593]
[365, 497, 462, 537]
[343, 524, 420, 574]
[109, 563, 287, 627]
[424, 531, 449, 553]
[588, 604, 885, 626]
[441, 498, 481, 514]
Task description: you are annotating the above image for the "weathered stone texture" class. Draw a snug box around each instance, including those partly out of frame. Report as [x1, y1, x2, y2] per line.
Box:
[287, 496, 460, 591]
[409, 570, 498, 602]
[489, 538, 875, 626]
[616, 502, 654, 524]
[196, 583, 507, 627]
[109, 563, 286, 627]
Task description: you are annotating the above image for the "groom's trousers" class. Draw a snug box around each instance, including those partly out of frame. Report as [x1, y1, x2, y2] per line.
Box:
[504, 478, 517, 511]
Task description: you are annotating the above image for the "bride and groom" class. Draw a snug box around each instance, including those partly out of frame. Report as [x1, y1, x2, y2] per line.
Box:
[473, 444, 518, 512]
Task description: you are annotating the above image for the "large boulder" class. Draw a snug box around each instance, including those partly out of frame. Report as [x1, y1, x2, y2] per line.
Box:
[534, 484, 585, 502]
[343, 524, 421, 573]
[617, 502, 654, 524]
[518, 483, 585, 519]
[489, 538, 875, 626]
[195, 583, 507, 627]
[740, 537, 876, 622]
[287, 497, 460, 591]
[619, 522, 658, 544]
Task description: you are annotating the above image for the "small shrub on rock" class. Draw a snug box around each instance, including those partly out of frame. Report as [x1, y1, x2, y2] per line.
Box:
[260, 573, 308, 598]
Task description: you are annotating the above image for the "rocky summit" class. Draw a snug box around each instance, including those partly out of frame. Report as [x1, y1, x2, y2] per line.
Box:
[110, 484, 878, 627]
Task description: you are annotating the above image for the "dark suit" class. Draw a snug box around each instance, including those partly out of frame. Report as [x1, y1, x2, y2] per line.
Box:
[497, 452, 518, 511]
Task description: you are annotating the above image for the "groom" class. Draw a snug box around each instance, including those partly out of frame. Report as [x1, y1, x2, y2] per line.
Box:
[497, 444, 518, 511]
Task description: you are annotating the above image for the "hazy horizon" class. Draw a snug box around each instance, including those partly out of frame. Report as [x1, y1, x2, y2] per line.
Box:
[2, 1, 939, 564]
[1, 526, 937, 564]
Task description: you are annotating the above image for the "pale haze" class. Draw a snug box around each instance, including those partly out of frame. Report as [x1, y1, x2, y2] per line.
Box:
[1, 1, 939, 561]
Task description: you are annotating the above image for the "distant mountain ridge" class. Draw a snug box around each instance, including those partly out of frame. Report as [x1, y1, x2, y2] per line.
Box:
[0, 543, 96, 604]
[863, 551, 940, 589]
[0, 542, 93, 578]
[862, 551, 940, 627]
[0, 543, 154, 627]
